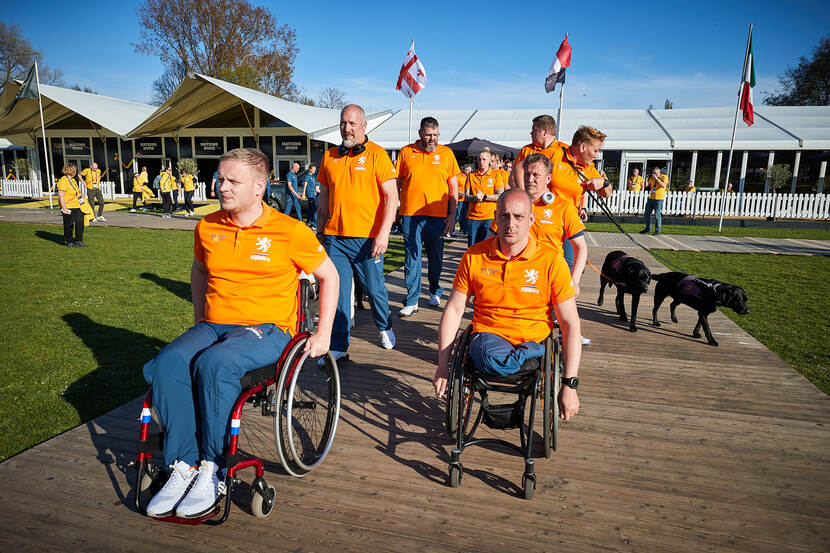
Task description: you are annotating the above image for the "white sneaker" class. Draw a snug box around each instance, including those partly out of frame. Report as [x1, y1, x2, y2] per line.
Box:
[175, 460, 226, 518]
[145, 460, 198, 517]
[399, 304, 419, 317]
[429, 291, 443, 307]
[317, 350, 348, 367]
[98, 216, 107, 222]
[581, 336, 591, 347]
[380, 329, 396, 349]
[129, 209, 136, 213]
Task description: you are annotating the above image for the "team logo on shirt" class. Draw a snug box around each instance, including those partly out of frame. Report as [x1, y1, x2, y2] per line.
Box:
[543, 208, 553, 219]
[354, 155, 367, 171]
[524, 269, 539, 284]
[211, 233, 225, 242]
[250, 236, 272, 262]
[432, 154, 441, 165]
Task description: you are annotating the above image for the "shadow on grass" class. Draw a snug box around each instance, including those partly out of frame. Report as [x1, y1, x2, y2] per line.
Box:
[140, 272, 191, 302]
[62, 312, 169, 510]
[35, 229, 65, 245]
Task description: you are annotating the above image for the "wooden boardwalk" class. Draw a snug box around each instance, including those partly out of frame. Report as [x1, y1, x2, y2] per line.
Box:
[1, 239, 828, 552]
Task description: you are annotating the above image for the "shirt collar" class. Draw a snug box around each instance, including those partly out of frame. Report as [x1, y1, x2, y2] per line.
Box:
[218, 201, 271, 229]
[564, 147, 589, 170]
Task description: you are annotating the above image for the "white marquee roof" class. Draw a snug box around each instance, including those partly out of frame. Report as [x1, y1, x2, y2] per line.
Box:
[0, 82, 155, 146]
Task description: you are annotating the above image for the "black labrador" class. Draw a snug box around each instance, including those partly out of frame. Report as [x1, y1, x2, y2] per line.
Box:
[597, 250, 652, 332]
[652, 272, 750, 346]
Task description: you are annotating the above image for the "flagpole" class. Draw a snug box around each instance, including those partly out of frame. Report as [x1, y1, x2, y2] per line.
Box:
[718, 24, 753, 233]
[33, 61, 54, 209]
[408, 97, 413, 144]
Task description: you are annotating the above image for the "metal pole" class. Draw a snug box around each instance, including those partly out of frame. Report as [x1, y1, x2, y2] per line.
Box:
[408, 98, 413, 145]
[556, 81, 565, 142]
[34, 62, 54, 208]
[719, 24, 753, 232]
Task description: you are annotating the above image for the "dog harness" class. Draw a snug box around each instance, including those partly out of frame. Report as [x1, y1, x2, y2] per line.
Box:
[679, 275, 702, 298]
[610, 254, 630, 273]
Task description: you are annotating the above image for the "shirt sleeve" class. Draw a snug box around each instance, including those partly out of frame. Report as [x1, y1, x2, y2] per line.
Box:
[290, 222, 327, 274]
[550, 255, 576, 305]
[452, 251, 473, 295]
[373, 147, 397, 185]
[193, 220, 206, 263]
[562, 203, 586, 239]
[317, 153, 331, 188]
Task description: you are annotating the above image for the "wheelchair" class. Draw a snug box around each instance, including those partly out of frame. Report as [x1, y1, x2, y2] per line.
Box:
[444, 325, 562, 499]
[133, 279, 340, 524]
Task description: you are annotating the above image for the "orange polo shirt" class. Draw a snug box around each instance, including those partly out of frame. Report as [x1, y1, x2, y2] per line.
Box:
[456, 173, 467, 201]
[194, 202, 327, 331]
[513, 140, 569, 166]
[395, 143, 460, 217]
[466, 168, 504, 221]
[549, 146, 601, 210]
[318, 140, 397, 238]
[453, 234, 575, 345]
[490, 195, 585, 254]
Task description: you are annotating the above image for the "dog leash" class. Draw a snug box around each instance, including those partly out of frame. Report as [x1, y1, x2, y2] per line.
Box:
[584, 259, 625, 286]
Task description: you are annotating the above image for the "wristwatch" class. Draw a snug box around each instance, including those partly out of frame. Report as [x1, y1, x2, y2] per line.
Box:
[562, 377, 579, 389]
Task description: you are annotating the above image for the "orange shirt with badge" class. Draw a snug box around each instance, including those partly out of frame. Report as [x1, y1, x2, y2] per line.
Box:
[513, 140, 569, 166]
[317, 140, 397, 238]
[466, 168, 504, 221]
[490, 196, 585, 254]
[453, 234, 575, 345]
[194, 203, 327, 331]
[395, 143, 460, 217]
[549, 146, 601, 211]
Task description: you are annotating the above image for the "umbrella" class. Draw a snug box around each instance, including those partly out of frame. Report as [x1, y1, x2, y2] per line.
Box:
[446, 137, 520, 160]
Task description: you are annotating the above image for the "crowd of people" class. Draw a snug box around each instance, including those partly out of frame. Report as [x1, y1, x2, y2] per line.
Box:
[129, 165, 198, 217]
[140, 104, 617, 518]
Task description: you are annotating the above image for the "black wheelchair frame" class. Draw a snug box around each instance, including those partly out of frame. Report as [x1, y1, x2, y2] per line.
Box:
[444, 325, 562, 499]
[133, 279, 340, 524]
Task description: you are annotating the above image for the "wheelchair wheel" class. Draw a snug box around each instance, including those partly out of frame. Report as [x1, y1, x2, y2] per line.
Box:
[445, 326, 474, 441]
[251, 483, 276, 518]
[298, 279, 313, 333]
[542, 336, 553, 459]
[551, 338, 562, 452]
[274, 343, 341, 477]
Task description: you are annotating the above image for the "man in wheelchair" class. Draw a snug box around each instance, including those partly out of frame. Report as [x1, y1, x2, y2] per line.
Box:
[433, 187, 582, 422]
[142, 148, 338, 519]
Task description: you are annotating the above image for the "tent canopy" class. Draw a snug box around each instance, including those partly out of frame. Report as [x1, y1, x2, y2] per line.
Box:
[0, 82, 155, 146]
[446, 137, 519, 160]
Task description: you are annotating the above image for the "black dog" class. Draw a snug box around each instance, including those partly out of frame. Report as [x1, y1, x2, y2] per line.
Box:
[651, 272, 749, 346]
[597, 251, 652, 332]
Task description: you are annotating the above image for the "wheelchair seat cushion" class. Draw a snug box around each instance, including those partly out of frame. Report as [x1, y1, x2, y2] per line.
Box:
[239, 364, 277, 389]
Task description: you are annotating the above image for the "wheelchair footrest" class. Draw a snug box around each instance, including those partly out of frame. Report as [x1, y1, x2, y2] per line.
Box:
[482, 398, 524, 429]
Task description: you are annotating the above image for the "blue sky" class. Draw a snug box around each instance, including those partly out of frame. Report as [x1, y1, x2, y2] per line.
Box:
[5, 0, 829, 111]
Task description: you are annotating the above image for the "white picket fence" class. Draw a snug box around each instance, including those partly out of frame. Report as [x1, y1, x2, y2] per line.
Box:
[584, 190, 830, 220]
[0, 179, 208, 202]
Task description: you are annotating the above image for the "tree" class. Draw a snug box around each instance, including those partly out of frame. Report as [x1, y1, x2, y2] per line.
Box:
[764, 35, 830, 106]
[317, 87, 346, 109]
[134, 0, 299, 104]
[0, 22, 63, 88]
[767, 164, 792, 192]
[70, 84, 97, 94]
[664, 99, 674, 109]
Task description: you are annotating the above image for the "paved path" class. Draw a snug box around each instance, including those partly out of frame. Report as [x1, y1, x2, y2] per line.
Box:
[2, 205, 829, 255]
[0, 238, 828, 552]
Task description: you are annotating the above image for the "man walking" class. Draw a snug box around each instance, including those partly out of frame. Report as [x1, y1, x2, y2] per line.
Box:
[317, 104, 399, 362]
[284, 162, 303, 219]
[81, 162, 106, 222]
[395, 117, 460, 315]
[301, 163, 319, 230]
[641, 166, 668, 235]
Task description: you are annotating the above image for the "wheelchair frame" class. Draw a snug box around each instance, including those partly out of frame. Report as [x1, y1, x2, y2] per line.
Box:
[133, 279, 340, 524]
[444, 325, 562, 499]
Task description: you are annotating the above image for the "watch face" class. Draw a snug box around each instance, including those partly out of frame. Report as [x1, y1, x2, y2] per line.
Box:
[564, 377, 579, 389]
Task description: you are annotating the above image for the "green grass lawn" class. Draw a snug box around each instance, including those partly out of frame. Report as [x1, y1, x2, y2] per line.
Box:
[0, 222, 403, 461]
[586, 221, 830, 240]
[654, 250, 830, 394]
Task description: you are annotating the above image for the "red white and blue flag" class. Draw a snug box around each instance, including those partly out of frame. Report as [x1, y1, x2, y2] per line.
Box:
[545, 35, 572, 93]
[396, 41, 427, 99]
[739, 33, 756, 126]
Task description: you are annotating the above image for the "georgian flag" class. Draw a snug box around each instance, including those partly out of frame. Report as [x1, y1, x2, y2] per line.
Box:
[545, 35, 572, 93]
[739, 34, 756, 126]
[396, 41, 427, 99]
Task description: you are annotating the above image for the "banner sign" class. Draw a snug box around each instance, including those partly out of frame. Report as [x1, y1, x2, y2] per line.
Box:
[135, 138, 162, 156]
[64, 138, 91, 156]
[275, 136, 307, 156]
[195, 137, 224, 156]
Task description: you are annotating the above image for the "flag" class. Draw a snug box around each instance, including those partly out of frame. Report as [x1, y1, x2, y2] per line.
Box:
[396, 41, 426, 99]
[739, 33, 755, 126]
[545, 35, 572, 93]
[7, 64, 39, 115]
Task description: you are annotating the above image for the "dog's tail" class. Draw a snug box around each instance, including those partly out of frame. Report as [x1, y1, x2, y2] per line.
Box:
[651, 272, 674, 282]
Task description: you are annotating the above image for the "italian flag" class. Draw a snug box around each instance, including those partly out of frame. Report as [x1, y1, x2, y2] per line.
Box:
[740, 34, 755, 126]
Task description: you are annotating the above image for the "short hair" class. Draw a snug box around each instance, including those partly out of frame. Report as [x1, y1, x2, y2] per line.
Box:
[308, 163, 316, 171]
[341, 104, 366, 124]
[420, 116, 439, 130]
[523, 153, 553, 175]
[532, 114, 557, 134]
[497, 187, 532, 212]
[571, 125, 607, 147]
[462, 163, 473, 172]
[479, 146, 491, 156]
[61, 164, 77, 176]
[220, 148, 269, 181]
